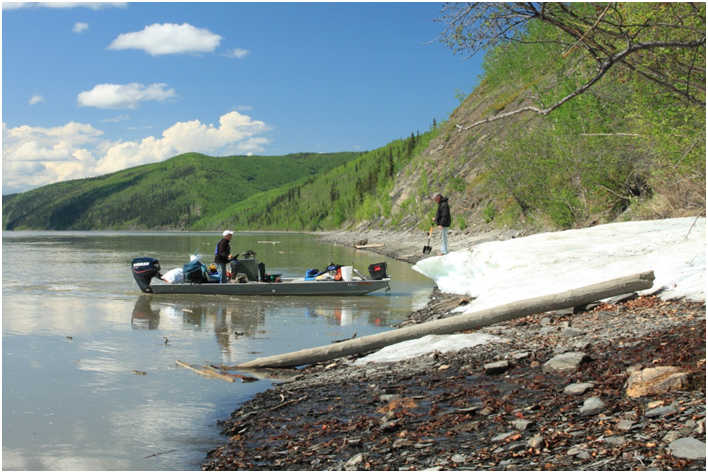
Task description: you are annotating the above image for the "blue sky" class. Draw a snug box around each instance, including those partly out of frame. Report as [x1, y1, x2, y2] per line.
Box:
[2, 2, 484, 194]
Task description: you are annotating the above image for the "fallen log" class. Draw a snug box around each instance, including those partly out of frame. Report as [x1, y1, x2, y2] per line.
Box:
[355, 243, 385, 249]
[236, 271, 655, 369]
[176, 360, 235, 383]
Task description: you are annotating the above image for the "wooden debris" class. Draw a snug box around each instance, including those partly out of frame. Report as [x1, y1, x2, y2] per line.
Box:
[236, 271, 655, 369]
[176, 360, 235, 383]
[354, 243, 384, 249]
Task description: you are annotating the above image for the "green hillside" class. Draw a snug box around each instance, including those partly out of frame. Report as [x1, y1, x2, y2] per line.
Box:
[193, 131, 434, 231]
[2, 152, 360, 230]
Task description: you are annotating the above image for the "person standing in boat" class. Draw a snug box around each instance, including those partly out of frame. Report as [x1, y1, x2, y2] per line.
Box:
[214, 230, 234, 283]
[432, 193, 451, 255]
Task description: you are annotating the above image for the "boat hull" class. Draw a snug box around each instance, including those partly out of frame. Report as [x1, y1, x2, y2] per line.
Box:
[148, 278, 390, 296]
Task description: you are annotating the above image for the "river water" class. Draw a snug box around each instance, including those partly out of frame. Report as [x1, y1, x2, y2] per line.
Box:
[2, 231, 432, 470]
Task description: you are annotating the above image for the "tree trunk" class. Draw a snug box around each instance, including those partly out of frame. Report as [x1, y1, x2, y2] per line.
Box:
[237, 271, 655, 369]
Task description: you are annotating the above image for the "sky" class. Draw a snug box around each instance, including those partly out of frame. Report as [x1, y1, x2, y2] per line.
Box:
[1, 1, 485, 195]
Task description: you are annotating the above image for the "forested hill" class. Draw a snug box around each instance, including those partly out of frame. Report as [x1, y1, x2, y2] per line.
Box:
[1, 152, 360, 230]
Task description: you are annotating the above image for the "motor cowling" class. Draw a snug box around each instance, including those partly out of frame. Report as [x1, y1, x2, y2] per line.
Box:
[131, 257, 161, 293]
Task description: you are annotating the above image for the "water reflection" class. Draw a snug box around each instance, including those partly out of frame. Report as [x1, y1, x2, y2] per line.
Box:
[130, 294, 396, 360]
[3, 231, 433, 470]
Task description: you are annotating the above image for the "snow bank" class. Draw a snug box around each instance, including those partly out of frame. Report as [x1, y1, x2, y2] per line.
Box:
[413, 217, 705, 313]
[354, 333, 508, 365]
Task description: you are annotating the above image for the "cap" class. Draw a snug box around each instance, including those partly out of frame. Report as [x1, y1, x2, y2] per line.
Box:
[222, 230, 234, 237]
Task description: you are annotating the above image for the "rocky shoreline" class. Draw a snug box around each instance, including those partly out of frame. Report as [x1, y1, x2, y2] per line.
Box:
[315, 228, 517, 264]
[203, 284, 706, 470]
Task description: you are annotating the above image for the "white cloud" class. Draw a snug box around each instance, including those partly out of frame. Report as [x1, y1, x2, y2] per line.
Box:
[226, 48, 250, 59]
[108, 23, 222, 56]
[77, 83, 176, 109]
[2, 111, 271, 194]
[73, 22, 88, 33]
[29, 95, 44, 105]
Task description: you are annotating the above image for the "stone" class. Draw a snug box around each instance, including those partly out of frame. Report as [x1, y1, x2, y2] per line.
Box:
[451, 454, 466, 464]
[645, 405, 677, 418]
[662, 431, 683, 444]
[345, 453, 365, 470]
[380, 394, 401, 402]
[668, 437, 706, 460]
[625, 366, 689, 398]
[511, 419, 533, 431]
[567, 445, 588, 457]
[484, 360, 510, 375]
[616, 419, 635, 431]
[604, 436, 626, 447]
[527, 434, 544, 449]
[510, 351, 530, 360]
[564, 382, 594, 395]
[579, 397, 606, 416]
[561, 327, 585, 337]
[543, 352, 588, 373]
[492, 432, 515, 442]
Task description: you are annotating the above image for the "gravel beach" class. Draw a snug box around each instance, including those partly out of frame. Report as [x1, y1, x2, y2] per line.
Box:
[202, 231, 706, 471]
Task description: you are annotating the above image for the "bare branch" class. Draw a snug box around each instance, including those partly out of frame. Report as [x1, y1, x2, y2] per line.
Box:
[456, 36, 706, 131]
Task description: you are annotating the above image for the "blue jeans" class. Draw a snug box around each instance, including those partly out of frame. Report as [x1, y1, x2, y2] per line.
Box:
[440, 227, 449, 255]
[217, 262, 228, 283]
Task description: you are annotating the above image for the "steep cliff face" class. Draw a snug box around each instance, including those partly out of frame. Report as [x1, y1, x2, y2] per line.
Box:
[387, 80, 545, 234]
[383, 74, 705, 235]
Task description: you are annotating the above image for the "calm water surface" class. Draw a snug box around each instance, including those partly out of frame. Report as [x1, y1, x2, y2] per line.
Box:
[2, 231, 432, 470]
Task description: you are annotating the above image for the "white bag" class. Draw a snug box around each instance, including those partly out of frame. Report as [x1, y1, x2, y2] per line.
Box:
[161, 268, 184, 284]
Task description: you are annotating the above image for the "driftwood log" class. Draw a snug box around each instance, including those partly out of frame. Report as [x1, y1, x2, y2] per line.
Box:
[237, 271, 655, 369]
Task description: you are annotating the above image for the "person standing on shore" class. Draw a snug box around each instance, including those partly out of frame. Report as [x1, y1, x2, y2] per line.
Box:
[432, 193, 451, 255]
[215, 230, 234, 283]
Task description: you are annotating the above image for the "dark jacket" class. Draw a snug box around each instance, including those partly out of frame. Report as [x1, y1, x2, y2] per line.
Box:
[214, 238, 231, 264]
[435, 197, 451, 227]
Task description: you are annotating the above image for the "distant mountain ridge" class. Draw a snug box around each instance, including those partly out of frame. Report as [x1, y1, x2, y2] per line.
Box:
[2, 152, 360, 230]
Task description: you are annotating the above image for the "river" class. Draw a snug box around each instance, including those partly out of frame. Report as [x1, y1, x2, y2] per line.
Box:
[1, 231, 433, 470]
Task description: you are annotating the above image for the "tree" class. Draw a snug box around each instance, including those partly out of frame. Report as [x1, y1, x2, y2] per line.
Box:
[438, 2, 705, 130]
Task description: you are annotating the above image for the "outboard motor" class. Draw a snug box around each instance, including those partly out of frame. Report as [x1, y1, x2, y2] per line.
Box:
[131, 257, 161, 293]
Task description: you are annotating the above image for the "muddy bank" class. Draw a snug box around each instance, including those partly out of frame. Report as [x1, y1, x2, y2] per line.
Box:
[316, 228, 518, 264]
[203, 295, 706, 470]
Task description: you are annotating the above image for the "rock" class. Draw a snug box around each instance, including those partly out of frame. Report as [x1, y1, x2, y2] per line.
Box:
[484, 360, 510, 375]
[510, 351, 530, 360]
[561, 327, 585, 337]
[616, 419, 635, 431]
[564, 382, 594, 395]
[625, 366, 689, 398]
[645, 405, 677, 418]
[451, 454, 466, 464]
[543, 352, 587, 372]
[392, 439, 414, 449]
[527, 434, 544, 449]
[579, 397, 606, 416]
[662, 431, 683, 444]
[511, 419, 533, 431]
[604, 435, 626, 447]
[379, 394, 401, 402]
[668, 437, 706, 460]
[492, 432, 515, 442]
[345, 453, 365, 470]
[567, 445, 587, 456]
[695, 419, 705, 435]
